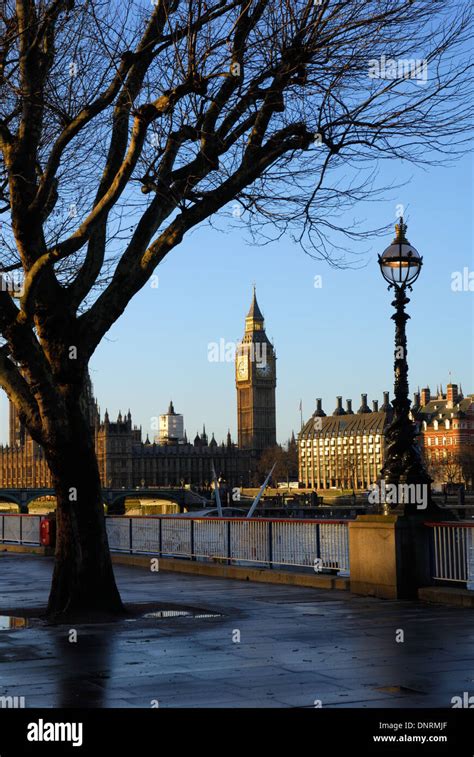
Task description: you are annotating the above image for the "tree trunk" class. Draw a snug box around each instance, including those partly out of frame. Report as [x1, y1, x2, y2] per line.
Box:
[44, 406, 124, 620]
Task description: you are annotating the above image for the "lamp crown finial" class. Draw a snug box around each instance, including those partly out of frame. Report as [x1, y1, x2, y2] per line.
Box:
[394, 216, 409, 244]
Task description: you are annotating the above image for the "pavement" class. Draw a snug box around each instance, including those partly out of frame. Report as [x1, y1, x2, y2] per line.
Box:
[0, 553, 473, 708]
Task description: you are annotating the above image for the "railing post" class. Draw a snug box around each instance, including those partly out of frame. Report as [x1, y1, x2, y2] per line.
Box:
[159, 516, 163, 558]
[227, 520, 231, 565]
[316, 521, 321, 564]
[190, 518, 195, 561]
[268, 521, 273, 569]
[427, 524, 436, 585]
[129, 517, 133, 555]
[1, 515, 4, 543]
[19, 514, 22, 545]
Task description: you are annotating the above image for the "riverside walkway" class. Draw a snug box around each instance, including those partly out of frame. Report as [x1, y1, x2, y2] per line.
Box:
[0, 553, 472, 708]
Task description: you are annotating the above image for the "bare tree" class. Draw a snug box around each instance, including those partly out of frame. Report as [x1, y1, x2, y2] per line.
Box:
[258, 438, 297, 486]
[458, 444, 474, 489]
[340, 448, 358, 493]
[425, 449, 468, 488]
[0, 0, 472, 618]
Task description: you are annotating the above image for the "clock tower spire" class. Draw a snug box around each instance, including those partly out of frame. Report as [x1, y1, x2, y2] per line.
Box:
[236, 288, 276, 455]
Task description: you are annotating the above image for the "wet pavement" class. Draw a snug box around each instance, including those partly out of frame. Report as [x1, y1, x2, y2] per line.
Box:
[0, 553, 473, 708]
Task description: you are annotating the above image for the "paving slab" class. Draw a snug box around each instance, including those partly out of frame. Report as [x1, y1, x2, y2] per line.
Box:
[0, 553, 472, 708]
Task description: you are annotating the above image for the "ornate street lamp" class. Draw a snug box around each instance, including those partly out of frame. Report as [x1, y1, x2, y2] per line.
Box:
[378, 217, 433, 515]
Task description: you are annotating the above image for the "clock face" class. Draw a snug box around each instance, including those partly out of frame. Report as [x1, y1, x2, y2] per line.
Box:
[256, 361, 272, 378]
[236, 355, 249, 381]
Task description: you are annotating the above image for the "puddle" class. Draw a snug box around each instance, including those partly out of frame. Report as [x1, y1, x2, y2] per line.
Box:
[375, 685, 426, 696]
[126, 610, 223, 621]
[146, 610, 222, 619]
[0, 610, 224, 628]
[0, 616, 29, 630]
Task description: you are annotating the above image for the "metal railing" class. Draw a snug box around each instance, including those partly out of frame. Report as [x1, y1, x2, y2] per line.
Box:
[105, 515, 350, 573]
[0, 514, 42, 546]
[426, 521, 474, 587]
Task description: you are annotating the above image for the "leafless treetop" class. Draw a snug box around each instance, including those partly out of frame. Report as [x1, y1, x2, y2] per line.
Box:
[0, 0, 472, 440]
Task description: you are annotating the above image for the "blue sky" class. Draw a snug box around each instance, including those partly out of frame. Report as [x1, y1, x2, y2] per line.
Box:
[90, 151, 473, 446]
[0, 151, 472, 446]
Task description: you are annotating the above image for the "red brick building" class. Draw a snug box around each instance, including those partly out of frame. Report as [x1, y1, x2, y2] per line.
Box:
[417, 383, 474, 489]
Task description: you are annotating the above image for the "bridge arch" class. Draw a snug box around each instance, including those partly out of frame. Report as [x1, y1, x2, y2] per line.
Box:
[104, 489, 190, 515]
[0, 487, 207, 515]
[0, 493, 22, 512]
[0, 489, 56, 513]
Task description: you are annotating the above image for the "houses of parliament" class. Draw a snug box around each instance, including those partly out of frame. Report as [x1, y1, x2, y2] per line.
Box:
[0, 290, 277, 489]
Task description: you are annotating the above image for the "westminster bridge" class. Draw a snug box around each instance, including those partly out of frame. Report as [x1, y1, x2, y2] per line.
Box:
[0, 487, 208, 514]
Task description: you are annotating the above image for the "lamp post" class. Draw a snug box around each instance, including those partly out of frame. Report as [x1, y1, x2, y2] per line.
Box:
[378, 217, 433, 516]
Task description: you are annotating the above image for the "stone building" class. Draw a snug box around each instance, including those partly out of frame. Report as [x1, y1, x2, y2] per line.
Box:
[299, 384, 474, 491]
[95, 408, 252, 488]
[0, 395, 252, 490]
[1, 402, 51, 487]
[235, 287, 277, 456]
[155, 401, 184, 445]
[298, 393, 393, 490]
[417, 383, 474, 488]
[0, 291, 276, 490]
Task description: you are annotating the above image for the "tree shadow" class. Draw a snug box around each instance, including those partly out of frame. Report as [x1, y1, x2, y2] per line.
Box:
[53, 629, 118, 708]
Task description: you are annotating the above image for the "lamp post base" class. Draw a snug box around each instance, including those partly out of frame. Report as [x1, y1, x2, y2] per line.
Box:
[349, 514, 433, 600]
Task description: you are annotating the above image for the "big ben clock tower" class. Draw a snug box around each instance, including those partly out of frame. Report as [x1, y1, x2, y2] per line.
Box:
[236, 287, 276, 456]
